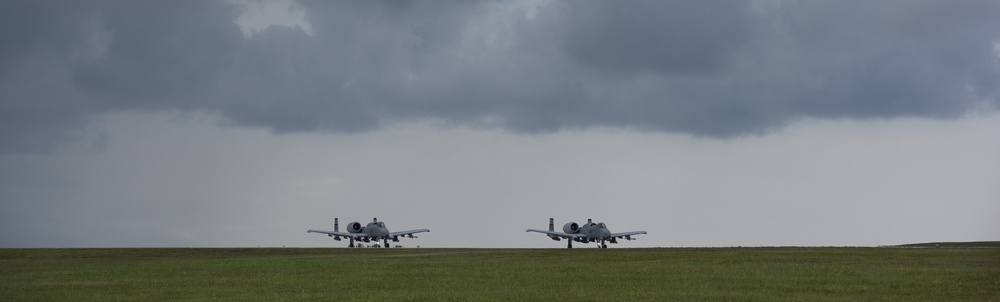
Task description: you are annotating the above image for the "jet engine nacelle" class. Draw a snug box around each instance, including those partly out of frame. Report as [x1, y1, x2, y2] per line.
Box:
[347, 222, 363, 233]
[563, 222, 580, 233]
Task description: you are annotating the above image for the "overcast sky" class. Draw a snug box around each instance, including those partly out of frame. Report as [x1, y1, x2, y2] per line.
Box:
[1, 0, 998, 248]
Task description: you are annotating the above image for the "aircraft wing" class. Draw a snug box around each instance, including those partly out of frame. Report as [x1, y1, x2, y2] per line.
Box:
[609, 231, 647, 238]
[526, 229, 581, 239]
[306, 229, 364, 239]
[389, 229, 430, 237]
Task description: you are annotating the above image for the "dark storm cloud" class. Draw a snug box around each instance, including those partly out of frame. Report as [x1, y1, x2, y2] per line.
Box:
[764, 1, 1000, 120]
[73, 1, 243, 105]
[555, 1, 752, 75]
[1, 0, 999, 153]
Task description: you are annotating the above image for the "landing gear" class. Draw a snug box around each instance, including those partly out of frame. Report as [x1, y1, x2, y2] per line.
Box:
[384, 238, 390, 248]
[349, 238, 355, 248]
[567, 240, 573, 249]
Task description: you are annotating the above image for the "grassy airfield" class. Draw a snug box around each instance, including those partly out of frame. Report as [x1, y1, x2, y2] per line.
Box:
[1, 245, 998, 301]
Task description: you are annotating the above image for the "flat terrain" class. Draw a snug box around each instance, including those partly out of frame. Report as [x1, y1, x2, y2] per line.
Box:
[2, 246, 998, 301]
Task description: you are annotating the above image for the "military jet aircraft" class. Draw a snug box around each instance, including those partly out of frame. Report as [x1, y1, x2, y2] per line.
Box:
[308, 217, 429, 248]
[526, 218, 646, 248]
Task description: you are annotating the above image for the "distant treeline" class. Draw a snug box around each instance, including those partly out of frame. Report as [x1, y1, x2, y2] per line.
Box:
[895, 241, 1000, 248]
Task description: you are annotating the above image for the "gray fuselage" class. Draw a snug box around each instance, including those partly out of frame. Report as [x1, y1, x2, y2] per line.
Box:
[574, 221, 612, 242]
[362, 221, 391, 239]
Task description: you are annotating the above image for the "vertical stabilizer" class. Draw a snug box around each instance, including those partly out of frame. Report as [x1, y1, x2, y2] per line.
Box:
[334, 218, 339, 232]
[548, 218, 555, 232]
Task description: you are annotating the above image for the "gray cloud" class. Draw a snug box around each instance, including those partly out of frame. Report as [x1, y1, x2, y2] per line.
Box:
[554, 1, 752, 76]
[1, 0, 999, 153]
[73, 1, 243, 105]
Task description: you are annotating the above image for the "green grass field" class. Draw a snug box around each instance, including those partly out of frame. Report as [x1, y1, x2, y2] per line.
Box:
[2, 246, 998, 301]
